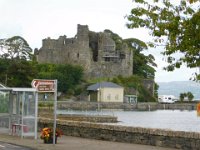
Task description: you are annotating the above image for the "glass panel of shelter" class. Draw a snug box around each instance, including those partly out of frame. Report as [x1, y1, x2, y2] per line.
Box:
[22, 92, 35, 137]
[0, 91, 10, 134]
[0, 88, 37, 138]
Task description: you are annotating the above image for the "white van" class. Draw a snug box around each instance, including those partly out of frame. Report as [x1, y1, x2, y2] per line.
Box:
[158, 95, 177, 103]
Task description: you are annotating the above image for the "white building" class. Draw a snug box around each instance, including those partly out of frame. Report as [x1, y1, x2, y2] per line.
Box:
[87, 82, 124, 102]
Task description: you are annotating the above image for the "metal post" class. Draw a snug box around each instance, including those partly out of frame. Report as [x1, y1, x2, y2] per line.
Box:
[99, 82, 101, 110]
[97, 82, 101, 111]
[21, 91, 25, 138]
[8, 90, 13, 135]
[34, 91, 38, 139]
[53, 80, 57, 145]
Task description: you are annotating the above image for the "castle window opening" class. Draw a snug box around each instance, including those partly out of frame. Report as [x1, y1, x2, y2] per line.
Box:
[104, 56, 119, 63]
[120, 53, 125, 59]
[77, 53, 79, 58]
[105, 57, 110, 62]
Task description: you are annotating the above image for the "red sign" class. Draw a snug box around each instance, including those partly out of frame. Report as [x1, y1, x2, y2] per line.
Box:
[31, 79, 55, 92]
[197, 103, 200, 116]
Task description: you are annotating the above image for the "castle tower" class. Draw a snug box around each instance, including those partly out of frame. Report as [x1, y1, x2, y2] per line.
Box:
[77, 24, 89, 42]
[75, 24, 91, 72]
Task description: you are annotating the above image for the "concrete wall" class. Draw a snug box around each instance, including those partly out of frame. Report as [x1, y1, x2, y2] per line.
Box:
[39, 118, 200, 150]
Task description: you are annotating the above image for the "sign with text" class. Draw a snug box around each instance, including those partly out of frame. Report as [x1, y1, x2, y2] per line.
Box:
[31, 79, 55, 92]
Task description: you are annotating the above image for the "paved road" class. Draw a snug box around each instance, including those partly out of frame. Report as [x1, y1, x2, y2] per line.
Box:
[0, 142, 32, 150]
[0, 134, 178, 150]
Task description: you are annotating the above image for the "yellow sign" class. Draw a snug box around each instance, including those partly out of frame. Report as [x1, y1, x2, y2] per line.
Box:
[197, 103, 200, 116]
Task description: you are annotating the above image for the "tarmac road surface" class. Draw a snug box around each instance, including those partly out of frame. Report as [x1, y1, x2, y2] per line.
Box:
[0, 134, 178, 150]
[0, 142, 32, 150]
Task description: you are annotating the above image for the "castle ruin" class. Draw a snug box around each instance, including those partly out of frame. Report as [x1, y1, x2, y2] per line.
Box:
[36, 24, 133, 78]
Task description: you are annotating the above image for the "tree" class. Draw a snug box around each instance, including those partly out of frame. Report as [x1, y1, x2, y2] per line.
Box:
[124, 38, 157, 78]
[0, 36, 32, 60]
[187, 92, 194, 101]
[0, 58, 38, 87]
[0, 58, 9, 85]
[126, 0, 200, 78]
[0, 36, 36, 87]
[187, 0, 199, 3]
[180, 93, 185, 102]
[112, 75, 157, 102]
[37, 63, 83, 93]
[154, 83, 159, 98]
[179, 92, 194, 102]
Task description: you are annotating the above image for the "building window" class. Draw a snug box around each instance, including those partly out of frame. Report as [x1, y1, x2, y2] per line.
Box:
[107, 94, 111, 100]
[77, 53, 79, 58]
[115, 95, 119, 100]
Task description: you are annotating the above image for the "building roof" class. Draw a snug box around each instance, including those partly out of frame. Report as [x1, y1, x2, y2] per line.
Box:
[87, 82, 123, 91]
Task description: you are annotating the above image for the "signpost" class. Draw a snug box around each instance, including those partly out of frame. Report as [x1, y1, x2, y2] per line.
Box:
[31, 79, 55, 92]
[31, 79, 57, 145]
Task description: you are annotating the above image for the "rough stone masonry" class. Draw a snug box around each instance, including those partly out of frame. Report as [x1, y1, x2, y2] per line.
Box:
[35, 24, 133, 79]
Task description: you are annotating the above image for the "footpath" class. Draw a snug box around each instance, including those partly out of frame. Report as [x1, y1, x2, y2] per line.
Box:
[0, 133, 178, 150]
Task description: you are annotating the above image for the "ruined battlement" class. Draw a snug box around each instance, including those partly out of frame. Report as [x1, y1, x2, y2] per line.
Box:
[36, 24, 133, 78]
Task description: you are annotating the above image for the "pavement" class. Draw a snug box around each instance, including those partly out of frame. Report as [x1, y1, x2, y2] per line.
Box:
[0, 133, 178, 150]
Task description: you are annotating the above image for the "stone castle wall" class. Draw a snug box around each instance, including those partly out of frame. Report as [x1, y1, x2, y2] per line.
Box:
[36, 24, 133, 78]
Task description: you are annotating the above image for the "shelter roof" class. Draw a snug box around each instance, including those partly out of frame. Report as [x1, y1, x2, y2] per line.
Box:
[0, 87, 37, 92]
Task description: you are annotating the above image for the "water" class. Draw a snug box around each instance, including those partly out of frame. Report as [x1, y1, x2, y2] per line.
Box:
[57, 109, 200, 133]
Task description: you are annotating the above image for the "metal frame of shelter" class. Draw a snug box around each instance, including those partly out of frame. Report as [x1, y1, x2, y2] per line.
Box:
[0, 87, 38, 139]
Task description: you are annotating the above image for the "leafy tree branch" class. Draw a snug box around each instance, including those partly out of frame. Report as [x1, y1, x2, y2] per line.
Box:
[126, 0, 200, 78]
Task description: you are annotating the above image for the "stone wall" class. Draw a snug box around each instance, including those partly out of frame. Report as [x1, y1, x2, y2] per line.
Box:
[39, 118, 200, 150]
[56, 101, 197, 111]
[38, 109, 118, 123]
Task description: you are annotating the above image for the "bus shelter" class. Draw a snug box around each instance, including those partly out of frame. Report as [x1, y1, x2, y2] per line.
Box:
[0, 87, 38, 139]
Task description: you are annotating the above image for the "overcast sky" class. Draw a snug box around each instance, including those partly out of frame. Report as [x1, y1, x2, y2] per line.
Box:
[0, 0, 197, 82]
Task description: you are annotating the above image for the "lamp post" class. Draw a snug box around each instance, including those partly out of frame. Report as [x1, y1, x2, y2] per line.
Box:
[97, 82, 101, 111]
[98, 63, 103, 111]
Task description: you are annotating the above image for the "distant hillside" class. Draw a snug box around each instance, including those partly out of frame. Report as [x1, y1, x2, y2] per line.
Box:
[158, 81, 200, 99]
